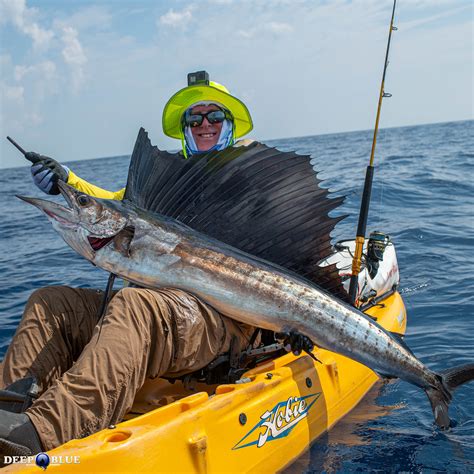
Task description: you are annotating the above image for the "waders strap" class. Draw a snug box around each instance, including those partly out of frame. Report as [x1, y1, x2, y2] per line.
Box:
[246, 328, 261, 351]
[97, 273, 116, 322]
[95, 273, 116, 345]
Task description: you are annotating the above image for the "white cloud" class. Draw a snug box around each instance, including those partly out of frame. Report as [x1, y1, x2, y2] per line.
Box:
[61, 26, 87, 91]
[237, 29, 255, 39]
[56, 5, 113, 31]
[1, 2, 88, 91]
[12, 60, 57, 106]
[405, 0, 463, 8]
[61, 26, 86, 66]
[0, 53, 12, 69]
[401, 3, 472, 31]
[237, 21, 292, 40]
[25, 111, 43, 125]
[2, 59, 56, 133]
[265, 22, 293, 34]
[159, 8, 193, 27]
[0, 0, 54, 49]
[14, 61, 56, 81]
[2, 83, 24, 102]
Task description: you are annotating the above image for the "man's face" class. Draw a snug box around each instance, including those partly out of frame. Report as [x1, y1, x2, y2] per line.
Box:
[190, 104, 223, 151]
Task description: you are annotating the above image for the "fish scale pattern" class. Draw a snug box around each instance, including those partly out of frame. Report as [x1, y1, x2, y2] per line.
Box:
[124, 128, 348, 300]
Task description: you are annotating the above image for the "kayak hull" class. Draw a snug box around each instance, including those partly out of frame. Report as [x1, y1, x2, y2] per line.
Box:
[4, 292, 406, 473]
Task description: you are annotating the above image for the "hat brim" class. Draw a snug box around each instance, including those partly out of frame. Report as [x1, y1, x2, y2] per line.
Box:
[162, 85, 253, 139]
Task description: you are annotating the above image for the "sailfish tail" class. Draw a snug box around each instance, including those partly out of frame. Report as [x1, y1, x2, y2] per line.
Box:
[425, 364, 474, 429]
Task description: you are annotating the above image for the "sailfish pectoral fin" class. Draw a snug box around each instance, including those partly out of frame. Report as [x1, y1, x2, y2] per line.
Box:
[112, 226, 135, 257]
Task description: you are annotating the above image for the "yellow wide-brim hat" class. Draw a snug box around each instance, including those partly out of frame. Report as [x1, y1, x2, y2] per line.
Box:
[162, 81, 253, 139]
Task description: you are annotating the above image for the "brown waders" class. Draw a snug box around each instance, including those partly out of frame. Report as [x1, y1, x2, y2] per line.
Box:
[0, 286, 254, 451]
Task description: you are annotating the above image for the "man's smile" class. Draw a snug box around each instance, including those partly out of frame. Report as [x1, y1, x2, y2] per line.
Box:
[199, 132, 217, 139]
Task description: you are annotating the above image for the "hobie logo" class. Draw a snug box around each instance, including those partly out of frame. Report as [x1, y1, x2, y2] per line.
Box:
[233, 393, 321, 449]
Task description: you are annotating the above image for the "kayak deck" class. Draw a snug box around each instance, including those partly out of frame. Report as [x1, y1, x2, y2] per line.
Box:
[5, 292, 406, 473]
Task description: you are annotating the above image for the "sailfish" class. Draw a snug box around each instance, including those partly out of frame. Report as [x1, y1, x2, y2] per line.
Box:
[18, 128, 474, 429]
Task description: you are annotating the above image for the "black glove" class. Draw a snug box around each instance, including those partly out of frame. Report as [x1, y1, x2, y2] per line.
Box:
[28, 152, 69, 195]
[276, 332, 314, 356]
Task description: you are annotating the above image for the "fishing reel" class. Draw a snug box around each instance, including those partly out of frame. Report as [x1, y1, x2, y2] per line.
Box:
[366, 231, 390, 279]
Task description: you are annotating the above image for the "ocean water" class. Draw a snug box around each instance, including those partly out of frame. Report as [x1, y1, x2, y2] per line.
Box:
[0, 120, 473, 472]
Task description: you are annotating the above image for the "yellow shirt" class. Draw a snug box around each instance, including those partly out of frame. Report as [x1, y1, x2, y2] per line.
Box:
[67, 170, 125, 200]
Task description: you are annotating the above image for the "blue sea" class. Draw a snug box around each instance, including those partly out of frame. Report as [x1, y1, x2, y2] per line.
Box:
[1, 120, 473, 473]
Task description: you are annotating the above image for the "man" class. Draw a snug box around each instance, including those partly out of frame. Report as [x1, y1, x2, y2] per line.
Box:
[0, 72, 259, 456]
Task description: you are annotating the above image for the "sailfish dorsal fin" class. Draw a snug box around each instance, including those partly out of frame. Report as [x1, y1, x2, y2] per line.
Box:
[124, 128, 347, 299]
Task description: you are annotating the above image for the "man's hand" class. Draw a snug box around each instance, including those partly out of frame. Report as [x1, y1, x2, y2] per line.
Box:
[28, 152, 69, 195]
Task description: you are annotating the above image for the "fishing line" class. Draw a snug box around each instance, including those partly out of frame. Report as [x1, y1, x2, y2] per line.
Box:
[377, 164, 386, 227]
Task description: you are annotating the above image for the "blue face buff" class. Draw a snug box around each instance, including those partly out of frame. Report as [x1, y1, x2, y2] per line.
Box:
[184, 116, 234, 156]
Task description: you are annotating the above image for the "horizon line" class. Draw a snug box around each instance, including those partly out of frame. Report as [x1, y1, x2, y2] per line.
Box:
[1, 118, 472, 171]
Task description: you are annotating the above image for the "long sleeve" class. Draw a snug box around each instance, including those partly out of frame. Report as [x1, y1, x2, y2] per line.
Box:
[67, 170, 125, 201]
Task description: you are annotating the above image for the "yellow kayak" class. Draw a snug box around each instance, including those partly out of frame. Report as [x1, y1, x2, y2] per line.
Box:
[4, 291, 406, 473]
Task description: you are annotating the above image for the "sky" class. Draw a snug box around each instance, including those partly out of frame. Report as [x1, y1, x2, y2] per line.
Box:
[0, 0, 472, 169]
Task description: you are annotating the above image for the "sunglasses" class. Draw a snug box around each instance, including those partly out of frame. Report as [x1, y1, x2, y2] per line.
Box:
[183, 109, 233, 128]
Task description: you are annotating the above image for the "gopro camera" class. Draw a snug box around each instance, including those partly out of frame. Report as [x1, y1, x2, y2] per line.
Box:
[187, 70, 210, 86]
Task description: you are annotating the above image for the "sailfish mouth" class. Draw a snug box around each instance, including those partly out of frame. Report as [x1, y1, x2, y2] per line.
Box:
[18, 182, 133, 255]
[88, 226, 135, 254]
[87, 235, 115, 251]
[17, 194, 116, 251]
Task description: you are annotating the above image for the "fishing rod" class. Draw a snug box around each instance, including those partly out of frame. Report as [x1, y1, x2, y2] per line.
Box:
[348, 0, 398, 306]
[6, 136, 27, 156]
[6, 136, 43, 164]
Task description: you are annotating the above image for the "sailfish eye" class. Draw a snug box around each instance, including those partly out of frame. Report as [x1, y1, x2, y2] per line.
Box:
[77, 194, 91, 207]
